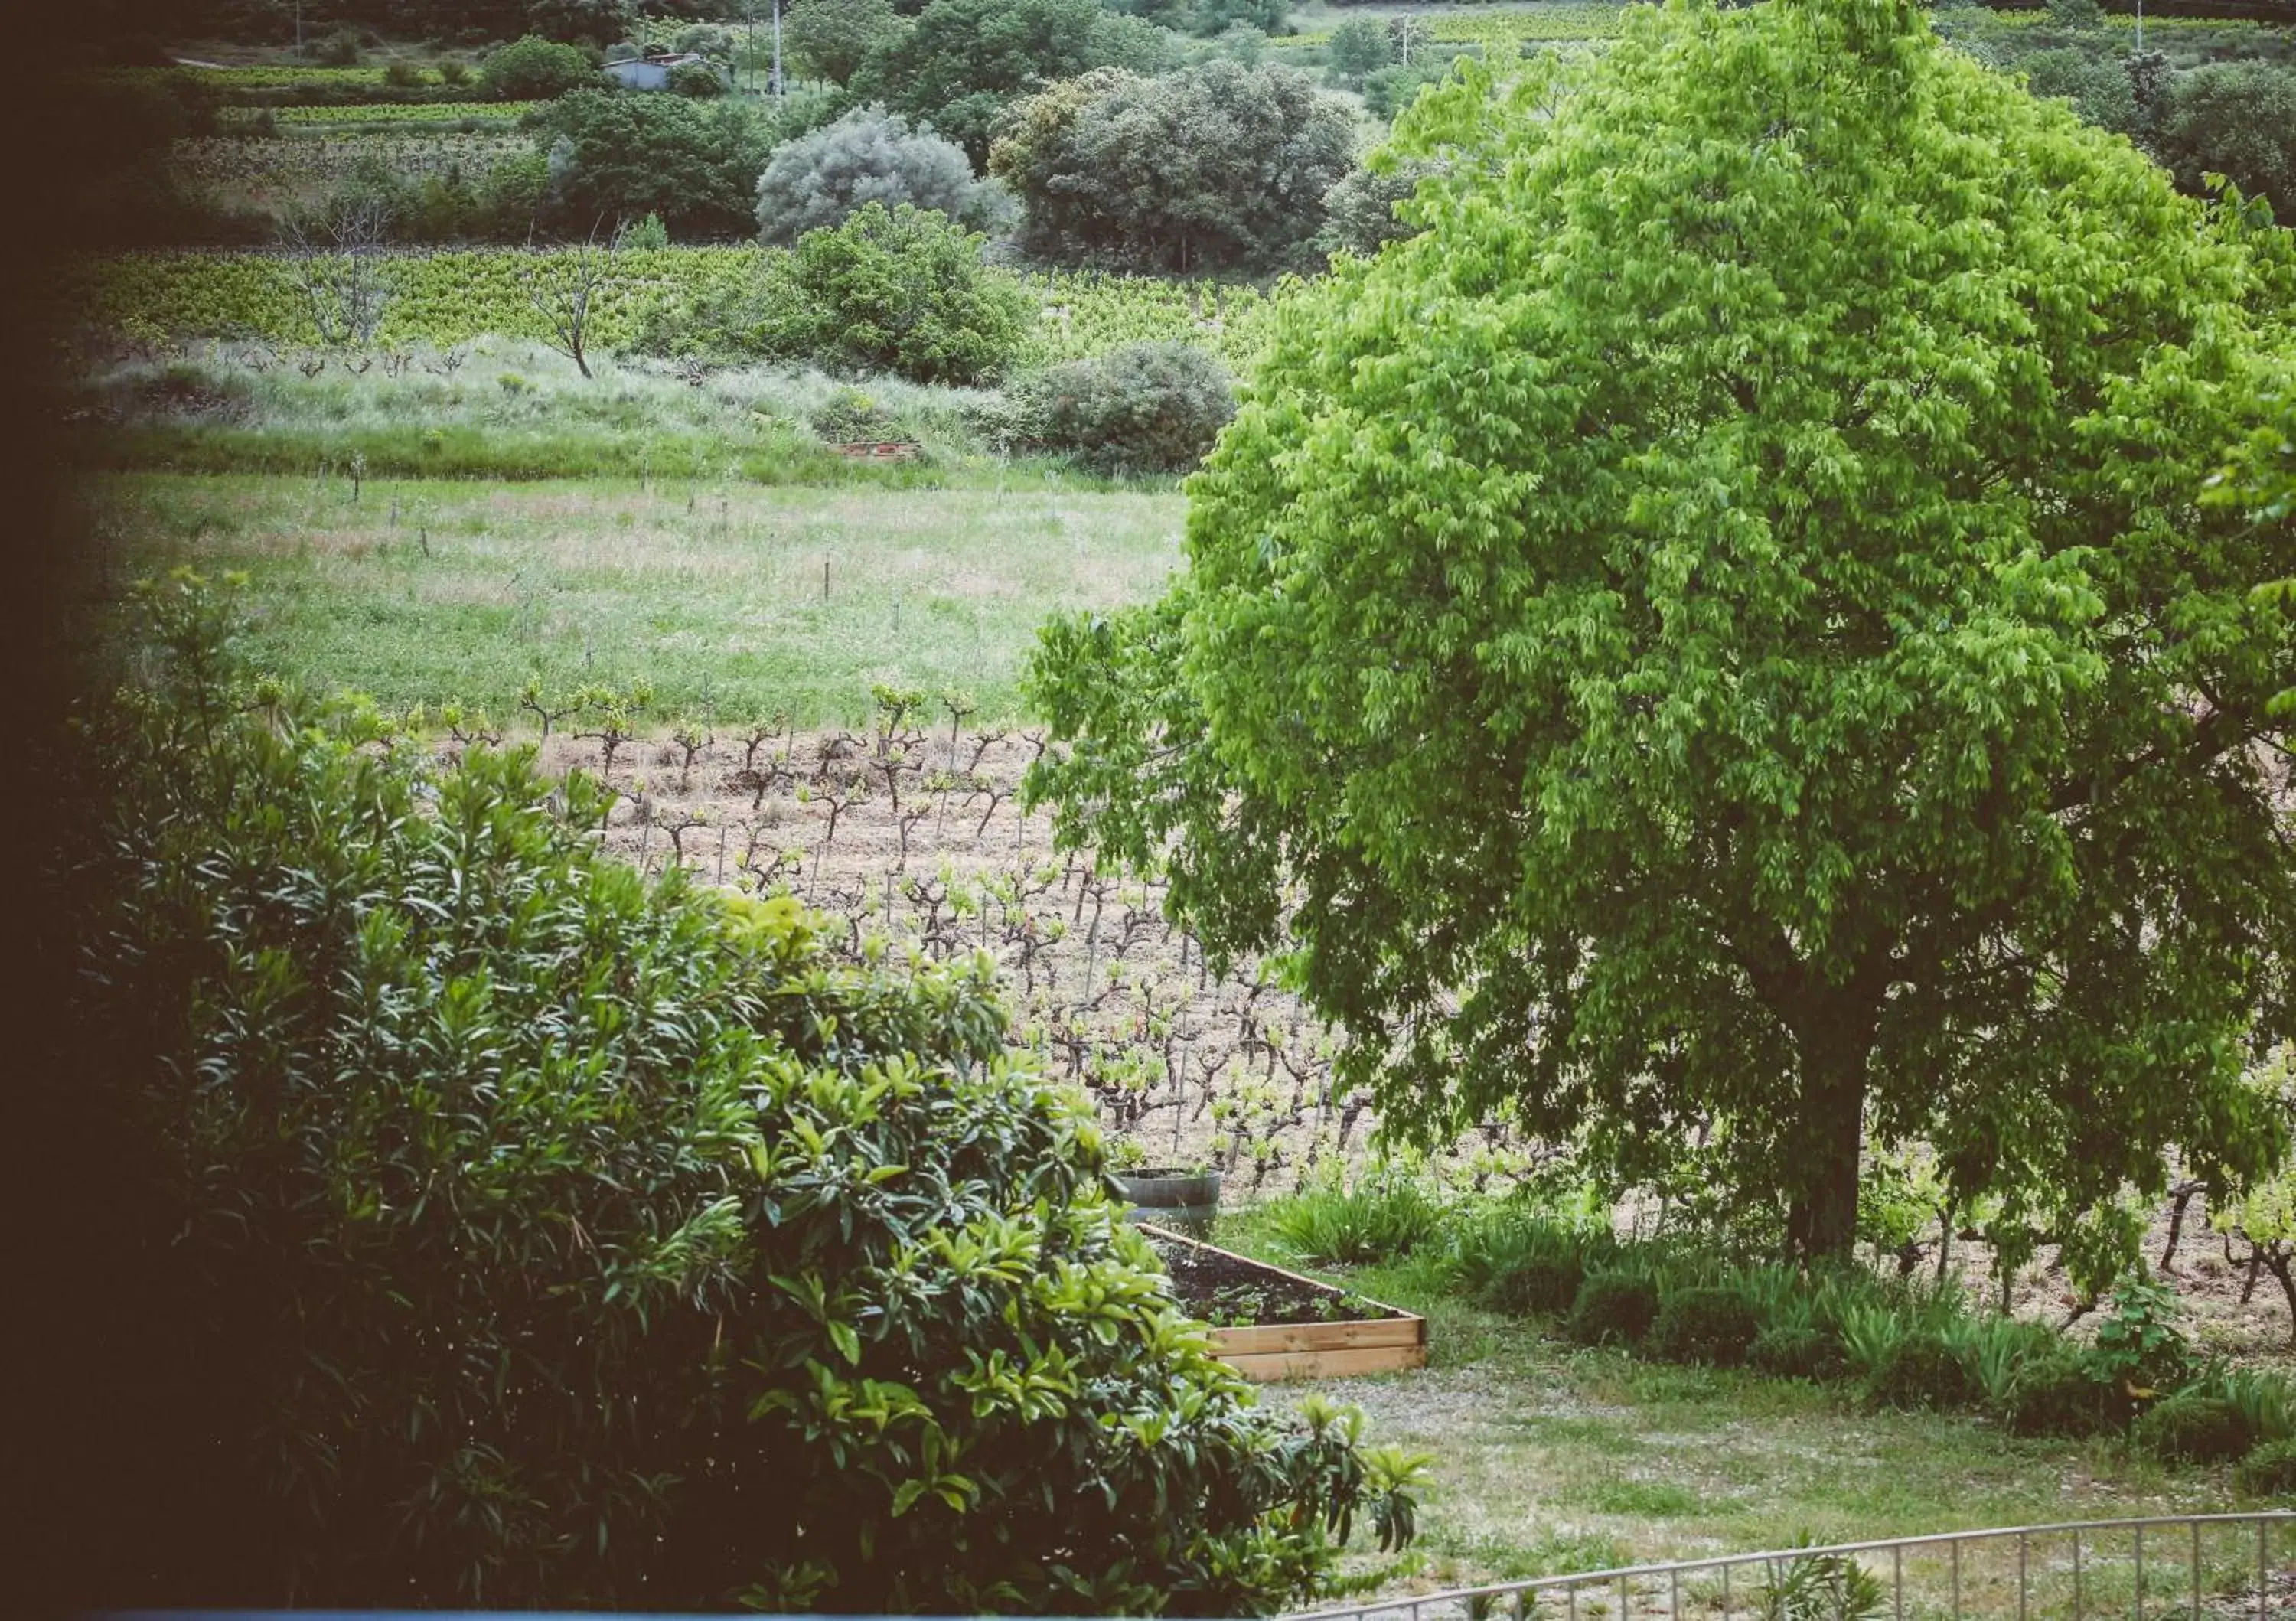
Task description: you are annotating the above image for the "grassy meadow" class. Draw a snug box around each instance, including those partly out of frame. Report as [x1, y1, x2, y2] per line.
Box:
[1221, 1219, 2296, 1610]
[96, 471, 1184, 722]
[75, 342, 1189, 719]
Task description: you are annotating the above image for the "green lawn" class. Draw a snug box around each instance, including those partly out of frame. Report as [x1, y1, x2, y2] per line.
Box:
[92, 472, 1186, 723]
[1209, 1219, 2288, 1614]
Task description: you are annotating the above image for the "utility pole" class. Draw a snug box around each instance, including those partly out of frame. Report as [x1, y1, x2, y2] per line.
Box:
[2135, 0, 2144, 52]
[771, 0, 784, 101]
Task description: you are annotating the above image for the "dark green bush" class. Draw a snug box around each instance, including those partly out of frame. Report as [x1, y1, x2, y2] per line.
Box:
[1358, 57, 1450, 120]
[308, 27, 365, 64]
[1647, 1287, 1762, 1368]
[2135, 1394, 2258, 1464]
[1866, 1331, 1976, 1410]
[2012, 45, 2143, 136]
[1479, 1254, 1586, 1316]
[1315, 159, 1439, 259]
[2155, 59, 2296, 223]
[1750, 1323, 1844, 1381]
[536, 90, 776, 240]
[810, 385, 901, 443]
[1324, 17, 1394, 80]
[2236, 1437, 2296, 1495]
[1566, 1271, 1661, 1349]
[61, 572, 1422, 1612]
[847, 0, 1179, 165]
[1016, 342, 1237, 475]
[481, 33, 599, 99]
[1996, 1352, 2118, 1437]
[752, 202, 1034, 384]
[989, 57, 1354, 274]
[1443, 1212, 1607, 1317]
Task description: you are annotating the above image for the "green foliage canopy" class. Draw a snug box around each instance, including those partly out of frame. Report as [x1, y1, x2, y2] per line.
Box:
[1025, 0, 2296, 1261]
[1324, 17, 1396, 82]
[540, 89, 776, 238]
[1017, 340, 1238, 473]
[2156, 60, 2296, 226]
[527, 0, 638, 44]
[848, 0, 1179, 165]
[481, 32, 602, 99]
[785, 0, 907, 84]
[755, 105, 998, 246]
[1108, 0, 1289, 40]
[752, 201, 1033, 383]
[990, 58, 1355, 274]
[63, 572, 1420, 1610]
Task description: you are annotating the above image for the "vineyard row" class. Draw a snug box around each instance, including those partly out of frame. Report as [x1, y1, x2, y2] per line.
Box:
[60, 249, 1289, 370]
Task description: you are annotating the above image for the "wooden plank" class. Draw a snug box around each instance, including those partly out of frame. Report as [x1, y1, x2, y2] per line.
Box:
[1210, 1317, 1424, 1357]
[1139, 1222, 1383, 1299]
[1137, 1221, 1428, 1380]
[1226, 1342, 1430, 1381]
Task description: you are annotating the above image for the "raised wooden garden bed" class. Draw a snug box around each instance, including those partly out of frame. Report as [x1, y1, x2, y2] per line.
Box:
[1138, 1222, 1427, 1381]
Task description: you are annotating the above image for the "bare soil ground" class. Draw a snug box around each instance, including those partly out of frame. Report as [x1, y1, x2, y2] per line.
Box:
[481, 719, 2296, 1358]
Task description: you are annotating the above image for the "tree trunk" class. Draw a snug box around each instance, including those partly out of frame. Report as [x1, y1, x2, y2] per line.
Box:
[2265, 1245, 2296, 1347]
[1783, 1012, 1874, 1263]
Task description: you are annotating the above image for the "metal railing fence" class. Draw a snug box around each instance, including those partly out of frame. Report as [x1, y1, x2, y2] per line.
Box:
[1290, 1512, 2296, 1621]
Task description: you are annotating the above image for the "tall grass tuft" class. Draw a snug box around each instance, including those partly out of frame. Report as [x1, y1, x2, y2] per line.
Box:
[1266, 1169, 1445, 1266]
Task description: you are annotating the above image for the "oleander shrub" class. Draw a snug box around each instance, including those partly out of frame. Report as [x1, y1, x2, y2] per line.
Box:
[1015, 341, 1236, 475]
[61, 571, 1424, 1612]
[1647, 1287, 1762, 1368]
[2236, 1437, 2296, 1495]
[1566, 1271, 1661, 1349]
[2135, 1394, 2258, 1464]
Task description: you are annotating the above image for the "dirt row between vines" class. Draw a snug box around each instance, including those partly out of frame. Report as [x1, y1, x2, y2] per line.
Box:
[485, 722, 2296, 1358]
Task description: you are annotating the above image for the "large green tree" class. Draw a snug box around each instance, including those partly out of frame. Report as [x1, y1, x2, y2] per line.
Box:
[2155, 60, 2296, 226]
[784, 0, 905, 84]
[847, 0, 1176, 165]
[1025, 0, 2296, 1261]
[538, 90, 775, 239]
[990, 57, 1355, 273]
